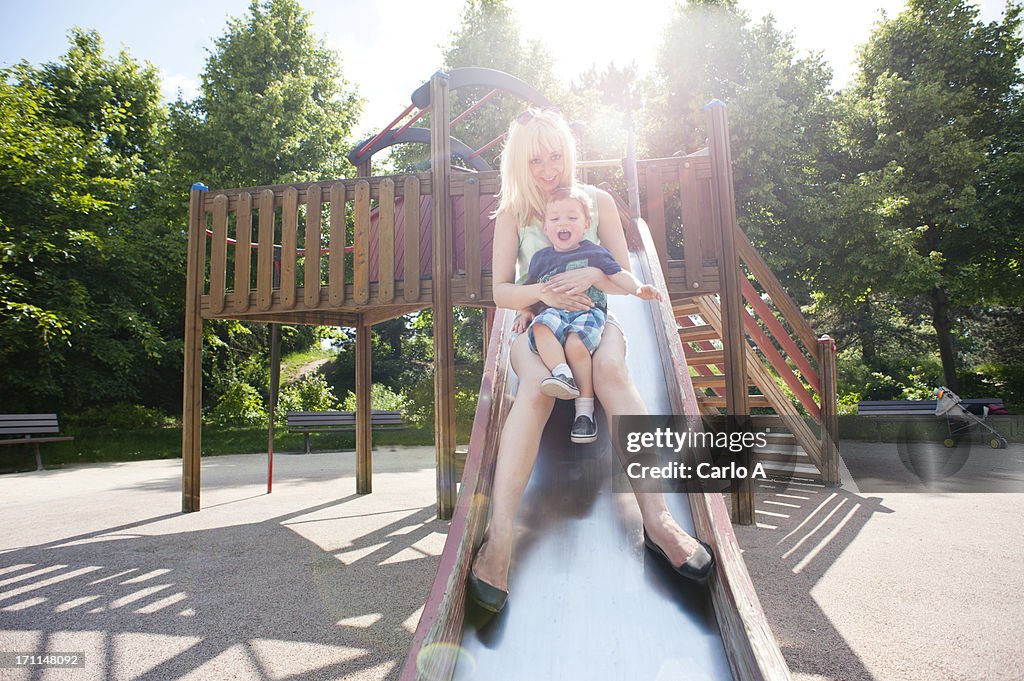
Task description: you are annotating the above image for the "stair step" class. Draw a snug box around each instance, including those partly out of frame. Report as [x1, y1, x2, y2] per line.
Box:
[678, 324, 719, 341]
[697, 395, 773, 408]
[685, 348, 725, 366]
[690, 375, 725, 388]
[752, 446, 812, 464]
[761, 432, 798, 445]
[757, 459, 823, 481]
[690, 375, 757, 389]
[674, 301, 702, 316]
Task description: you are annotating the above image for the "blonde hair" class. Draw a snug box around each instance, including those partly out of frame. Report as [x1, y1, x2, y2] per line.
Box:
[493, 108, 578, 226]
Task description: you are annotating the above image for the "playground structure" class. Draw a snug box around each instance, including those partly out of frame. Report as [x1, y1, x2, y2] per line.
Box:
[181, 68, 838, 679]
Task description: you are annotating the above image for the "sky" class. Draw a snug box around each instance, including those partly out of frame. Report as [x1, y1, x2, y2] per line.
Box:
[0, 0, 1009, 141]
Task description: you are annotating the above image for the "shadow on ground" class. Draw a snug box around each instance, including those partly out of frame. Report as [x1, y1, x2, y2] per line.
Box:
[0, 494, 447, 680]
[733, 477, 893, 681]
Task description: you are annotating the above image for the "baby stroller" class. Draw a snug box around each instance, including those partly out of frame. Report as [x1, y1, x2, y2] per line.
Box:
[935, 387, 1008, 449]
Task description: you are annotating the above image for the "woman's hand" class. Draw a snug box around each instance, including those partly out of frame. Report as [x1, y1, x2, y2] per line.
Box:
[541, 266, 603, 295]
[538, 288, 593, 312]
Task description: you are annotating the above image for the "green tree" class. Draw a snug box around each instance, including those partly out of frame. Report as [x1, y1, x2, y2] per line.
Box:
[170, 0, 362, 188]
[168, 0, 364, 410]
[641, 0, 836, 288]
[443, 0, 561, 151]
[837, 0, 1024, 389]
[388, 0, 561, 173]
[0, 30, 182, 413]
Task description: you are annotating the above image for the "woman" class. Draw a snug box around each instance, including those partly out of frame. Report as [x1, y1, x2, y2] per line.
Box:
[468, 109, 714, 613]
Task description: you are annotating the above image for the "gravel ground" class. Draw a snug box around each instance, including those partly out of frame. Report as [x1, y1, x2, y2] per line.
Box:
[0, 443, 1021, 680]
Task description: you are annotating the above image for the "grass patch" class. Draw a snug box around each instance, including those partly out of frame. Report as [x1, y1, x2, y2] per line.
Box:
[0, 422, 439, 474]
[280, 346, 337, 385]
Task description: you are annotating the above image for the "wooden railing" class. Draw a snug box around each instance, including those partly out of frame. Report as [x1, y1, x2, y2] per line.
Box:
[194, 172, 500, 322]
[638, 153, 839, 482]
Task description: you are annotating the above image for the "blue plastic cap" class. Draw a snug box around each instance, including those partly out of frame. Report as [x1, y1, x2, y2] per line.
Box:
[191, 182, 209, 191]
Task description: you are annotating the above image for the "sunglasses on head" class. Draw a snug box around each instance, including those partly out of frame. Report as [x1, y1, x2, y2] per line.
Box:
[515, 107, 562, 124]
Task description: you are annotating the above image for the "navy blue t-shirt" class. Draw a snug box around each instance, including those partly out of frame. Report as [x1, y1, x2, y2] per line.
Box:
[526, 240, 622, 310]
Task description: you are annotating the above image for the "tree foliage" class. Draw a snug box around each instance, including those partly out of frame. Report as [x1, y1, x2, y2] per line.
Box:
[834, 0, 1024, 388]
[641, 0, 835, 286]
[170, 0, 362, 188]
[0, 30, 182, 413]
[168, 0, 364, 410]
[388, 0, 561, 173]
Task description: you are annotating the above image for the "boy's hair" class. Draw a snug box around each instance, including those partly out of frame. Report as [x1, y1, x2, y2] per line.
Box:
[545, 186, 591, 225]
[492, 108, 577, 225]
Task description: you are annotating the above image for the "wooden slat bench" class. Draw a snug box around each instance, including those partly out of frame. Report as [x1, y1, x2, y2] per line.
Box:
[286, 410, 406, 453]
[0, 414, 74, 471]
[857, 398, 1004, 440]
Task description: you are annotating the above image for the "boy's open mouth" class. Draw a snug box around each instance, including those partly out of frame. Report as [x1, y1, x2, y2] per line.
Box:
[557, 229, 573, 242]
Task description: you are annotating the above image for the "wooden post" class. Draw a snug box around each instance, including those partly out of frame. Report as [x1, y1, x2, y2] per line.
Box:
[267, 323, 281, 494]
[182, 183, 207, 513]
[403, 176, 422, 303]
[430, 72, 457, 520]
[355, 152, 373, 496]
[356, 317, 373, 494]
[707, 101, 754, 525]
[818, 335, 840, 484]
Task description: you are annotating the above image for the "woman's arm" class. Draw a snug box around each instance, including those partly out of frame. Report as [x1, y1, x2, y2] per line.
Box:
[491, 212, 592, 311]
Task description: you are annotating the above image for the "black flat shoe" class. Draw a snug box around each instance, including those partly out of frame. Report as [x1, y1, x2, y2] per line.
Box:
[643, 529, 716, 583]
[467, 569, 508, 613]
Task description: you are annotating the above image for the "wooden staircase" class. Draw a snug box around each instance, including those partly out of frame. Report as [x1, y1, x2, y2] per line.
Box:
[635, 132, 840, 491]
[675, 290, 832, 482]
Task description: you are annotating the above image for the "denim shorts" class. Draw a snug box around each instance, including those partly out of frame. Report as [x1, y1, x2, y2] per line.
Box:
[528, 307, 607, 355]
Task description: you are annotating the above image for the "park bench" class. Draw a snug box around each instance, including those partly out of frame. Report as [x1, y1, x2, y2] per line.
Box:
[857, 398, 1004, 440]
[286, 410, 405, 454]
[0, 414, 74, 471]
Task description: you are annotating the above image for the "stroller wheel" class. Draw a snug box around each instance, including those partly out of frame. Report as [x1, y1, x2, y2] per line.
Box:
[990, 437, 1006, 450]
[943, 438, 956, 448]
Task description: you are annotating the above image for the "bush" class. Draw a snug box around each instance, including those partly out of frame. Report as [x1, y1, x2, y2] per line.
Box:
[68, 403, 172, 430]
[342, 383, 409, 413]
[959, 363, 1024, 407]
[207, 383, 267, 426]
[276, 373, 340, 421]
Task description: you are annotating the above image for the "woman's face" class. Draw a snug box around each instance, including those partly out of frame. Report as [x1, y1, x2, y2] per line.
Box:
[529, 146, 564, 194]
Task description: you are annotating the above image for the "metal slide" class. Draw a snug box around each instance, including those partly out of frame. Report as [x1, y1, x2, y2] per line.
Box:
[402, 219, 790, 680]
[454, 277, 734, 679]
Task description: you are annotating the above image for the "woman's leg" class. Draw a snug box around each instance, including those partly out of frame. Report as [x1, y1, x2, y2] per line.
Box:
[473, 332, 556, 591]
[592, 323, 704, 567]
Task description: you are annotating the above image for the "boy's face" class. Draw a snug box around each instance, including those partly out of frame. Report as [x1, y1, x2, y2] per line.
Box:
[543, 197, 588, 251]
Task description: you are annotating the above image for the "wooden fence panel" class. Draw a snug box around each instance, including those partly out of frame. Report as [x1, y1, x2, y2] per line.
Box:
[257, 189, 275, 311]
[378, 178, 395, 303]
[643, 164, 667, 264]
[209, 194, 228, 314]
[234, 191, 252, 312]
[305, 184, 322, 308]
[280, 187, 298, 309]
[329, 182, 346, 306]
[679, 162, 704, 291]
[404, 176, 421, 303]
[354, 180, 370, 305]
[464, 176, 481, 302]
